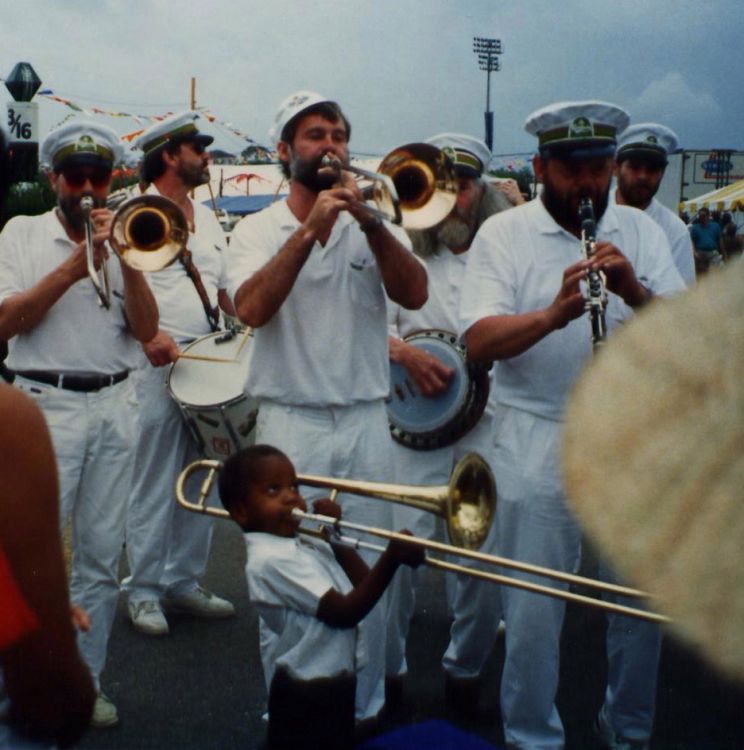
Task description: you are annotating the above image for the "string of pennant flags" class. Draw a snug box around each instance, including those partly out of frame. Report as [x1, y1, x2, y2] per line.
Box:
[2, 79, 263, 148]
[3, 80, 531, 170]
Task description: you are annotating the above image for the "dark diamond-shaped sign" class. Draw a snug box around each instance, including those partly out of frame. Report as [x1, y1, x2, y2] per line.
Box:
[5, 62, 41, 102]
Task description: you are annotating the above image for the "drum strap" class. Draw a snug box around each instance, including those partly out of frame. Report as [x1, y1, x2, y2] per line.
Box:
[179, 249, 221, 332]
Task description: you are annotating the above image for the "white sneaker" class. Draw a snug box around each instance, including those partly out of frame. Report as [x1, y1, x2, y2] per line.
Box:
[91, 691, 119, 728]
[163, 586, 235, 618]
[128, 600, 169, 636]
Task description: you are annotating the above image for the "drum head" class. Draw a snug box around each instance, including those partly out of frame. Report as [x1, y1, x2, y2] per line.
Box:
[168, 331, 252, 407]
[388, 331, 470, 434]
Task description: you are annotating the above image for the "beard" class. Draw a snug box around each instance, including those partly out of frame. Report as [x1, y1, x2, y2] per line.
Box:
[177, 160, 210, 189]
[57, 193, 106, 234]
[436, 198, 479, 251]
[616, 172, 659, 209]
[290, 152, 339, 193]
[541, 177, 610, 234]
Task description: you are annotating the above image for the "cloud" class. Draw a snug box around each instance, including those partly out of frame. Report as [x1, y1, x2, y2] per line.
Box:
[632, 72, 724, 146]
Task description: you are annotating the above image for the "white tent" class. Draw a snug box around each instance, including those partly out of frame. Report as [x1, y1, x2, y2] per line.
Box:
[680, 179, 744, 214]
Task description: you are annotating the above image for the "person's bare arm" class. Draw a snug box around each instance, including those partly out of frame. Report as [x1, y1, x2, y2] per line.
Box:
[465, 259, 588, 362]
[0, 386, 95, 748]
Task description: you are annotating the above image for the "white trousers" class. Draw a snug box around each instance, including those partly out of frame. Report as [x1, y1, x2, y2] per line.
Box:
[385, 416, 503, 679]
[256, 398, 393, 722]
[14, 375, 137, 689]
[123, 365, 214, 604]
[492, 405, 660, 750]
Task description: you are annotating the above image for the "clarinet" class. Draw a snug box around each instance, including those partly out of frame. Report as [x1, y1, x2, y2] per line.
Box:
[578, 197, 607, 351]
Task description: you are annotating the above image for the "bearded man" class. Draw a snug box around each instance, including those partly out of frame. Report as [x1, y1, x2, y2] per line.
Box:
[459, 101, 685, 750]
[226, 91, 428, 728]
[384, 133, 515, 714]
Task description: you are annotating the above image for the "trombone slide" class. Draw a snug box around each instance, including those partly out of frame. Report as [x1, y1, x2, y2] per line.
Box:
[292, 509, 669, 624]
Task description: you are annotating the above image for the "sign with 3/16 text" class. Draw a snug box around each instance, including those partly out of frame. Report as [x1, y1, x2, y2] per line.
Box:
[6, 101, 38, 144]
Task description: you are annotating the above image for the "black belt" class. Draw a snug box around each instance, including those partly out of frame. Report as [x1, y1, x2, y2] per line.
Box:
[14, 369, 129, 393]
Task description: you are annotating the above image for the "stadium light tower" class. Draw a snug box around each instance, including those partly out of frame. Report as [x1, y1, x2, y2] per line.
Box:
[473, 37, 502, 152]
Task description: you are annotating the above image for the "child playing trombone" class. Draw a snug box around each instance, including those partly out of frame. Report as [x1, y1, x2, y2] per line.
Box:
[218, 444, 423, 750]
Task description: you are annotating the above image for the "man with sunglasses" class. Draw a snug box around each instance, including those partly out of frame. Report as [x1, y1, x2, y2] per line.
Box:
[0, 120, 159, 728]
[122, 112, 236, 639]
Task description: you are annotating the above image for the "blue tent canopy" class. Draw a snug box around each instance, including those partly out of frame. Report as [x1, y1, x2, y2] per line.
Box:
[203, 194, 286, 216]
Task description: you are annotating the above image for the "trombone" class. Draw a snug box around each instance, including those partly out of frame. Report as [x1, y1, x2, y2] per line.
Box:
[174, 453, 669, 624]
[321, 142, 458, 230]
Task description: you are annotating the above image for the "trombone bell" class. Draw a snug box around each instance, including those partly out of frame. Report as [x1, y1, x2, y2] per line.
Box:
[378, 143, 457, 230]
[110, 195, 188, 272]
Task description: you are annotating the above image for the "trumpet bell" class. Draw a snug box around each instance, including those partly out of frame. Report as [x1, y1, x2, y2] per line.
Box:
[110, 195, 188, 272]
[378, 143, 457, 230]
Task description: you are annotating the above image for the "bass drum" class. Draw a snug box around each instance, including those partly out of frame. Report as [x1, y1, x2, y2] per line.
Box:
[387, 329, 489, 451]
[167, 329, 257, 460]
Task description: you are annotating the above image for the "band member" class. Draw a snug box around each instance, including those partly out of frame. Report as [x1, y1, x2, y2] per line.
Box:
[226, 90, 427, 724]
[123, 112, 235, 636]
[385, 133, 513, 712]
[217, 444, 423, 750]
[458, 102, 685, 750]
[612, 123, 696, 285]
[0, 121, 159, 728]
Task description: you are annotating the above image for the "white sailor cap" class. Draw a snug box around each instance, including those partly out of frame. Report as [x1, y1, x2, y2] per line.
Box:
[525, 100, 630, 159]
[40, 120, 125, 171]
[425, 133, 491, 177]
[616, 123, 679, 165]
[134, 111, 214, 157]
[268, 90, 337, 147]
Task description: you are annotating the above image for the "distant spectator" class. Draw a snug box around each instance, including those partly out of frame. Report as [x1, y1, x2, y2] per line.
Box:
[722, 221, 743, 260]
[689, 207, 723, 274]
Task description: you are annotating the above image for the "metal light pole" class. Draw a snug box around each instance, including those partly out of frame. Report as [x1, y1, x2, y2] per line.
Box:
[472, 37, 502, 152]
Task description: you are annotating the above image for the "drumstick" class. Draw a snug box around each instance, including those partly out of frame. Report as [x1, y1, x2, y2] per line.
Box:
[176, 352, 237, 363]
[235, 327, 253, 357]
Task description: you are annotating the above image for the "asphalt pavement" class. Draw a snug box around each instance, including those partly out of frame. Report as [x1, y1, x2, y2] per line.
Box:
[77, 521, 744, 750]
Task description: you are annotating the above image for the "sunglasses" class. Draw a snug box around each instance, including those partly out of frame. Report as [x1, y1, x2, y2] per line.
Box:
[183, 140, 208, 155]
[61, 167, 112, 188]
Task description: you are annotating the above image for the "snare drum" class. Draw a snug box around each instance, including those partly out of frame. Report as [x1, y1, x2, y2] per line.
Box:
[387, 329, 489, 451]
[167, 330, 257, 460]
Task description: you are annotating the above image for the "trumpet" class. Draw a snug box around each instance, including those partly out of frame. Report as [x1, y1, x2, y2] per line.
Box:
[174, 453, 669, 623]
[80, 193, 188, 308]
[80, 195, 111, 309]
[109, 194, 188, 272]
[321, 142, 457, 230]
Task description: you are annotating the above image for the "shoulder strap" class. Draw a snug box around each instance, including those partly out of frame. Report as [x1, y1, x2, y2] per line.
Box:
[178, 248, 221, 332]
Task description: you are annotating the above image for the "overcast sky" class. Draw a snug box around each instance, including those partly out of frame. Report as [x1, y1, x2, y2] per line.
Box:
[1, 0, 740, 161]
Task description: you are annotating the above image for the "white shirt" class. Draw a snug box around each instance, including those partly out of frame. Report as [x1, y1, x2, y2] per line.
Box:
[611, 191, 696, 287]
[244, 532, 365, 681]
[0, 210, 141, 372]
[227, 199, 412, 406]
[459, 199, 686, 422]
[388, 248, 466, 337]
[143, 185, 227, 344]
